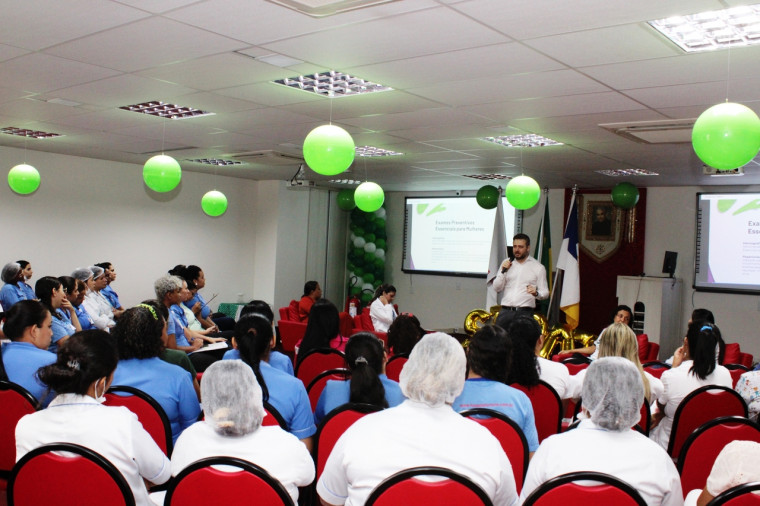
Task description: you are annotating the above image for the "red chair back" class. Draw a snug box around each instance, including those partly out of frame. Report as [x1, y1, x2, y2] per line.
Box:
[511, 381, 562, 443]
[677, 416, 760, 497]
[726, 364, 750, 388]
[0, 381, 38, 488]
[262, 401, 287, 429]
[460, 409, 528, 493]
[287, 300, 300, 321]
[667, 385, 748, 458]
[522, 471, 646, 506]
[104, 386, 173, 456]
[9, 443, 135, 506]
[306, 369, 350, 413]
[277, 320, 307, 353]
[314, 403, 382, 480]
[278, 306, 289, 322]
[365, 466, 493, 506]
[165, 456, 294, 506]
[295, 348, 346, 388]
[708, 482, 760, 505]
[339, 312, 354, 339]
[642, 361, 671, 379]
[562, 362, 589, 376]
[385, 354, 409, 382]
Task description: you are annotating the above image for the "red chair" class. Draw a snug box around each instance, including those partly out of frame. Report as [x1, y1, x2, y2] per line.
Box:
[667, 385, 748, 458]
[725, 364, 750, 388]
[295, 348, 346, 389]
[722, 343, 753, 368]
[560, 357, 589, 376]
[164, 456, 294, 506]
[460, 408, 529, 494]
[262, 401, 287, 429]
[385, 354, 409, 382]
[306, 368, 350, 412]
[707, 481, 760, 505]
[677, 416, 760, 497]
[104, 385, 173, 457]
[365, 466, 493, 506]
[351, 307, 388, 345]
[0, 381, 39, 491]
[642, 361, 671, 379]
[511, 381, 562, 443]
[636, 334, 660, 362]
[8, 443, 135, 506]
[277, 320, 307, 353]
[522, 471, 647, 506]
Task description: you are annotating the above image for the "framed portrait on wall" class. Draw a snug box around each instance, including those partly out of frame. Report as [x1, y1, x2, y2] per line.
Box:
[579, 194, 623, 263]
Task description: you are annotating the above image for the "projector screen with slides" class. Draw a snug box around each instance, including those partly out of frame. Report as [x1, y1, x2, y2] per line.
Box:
[695, 192, 760, 294]
[402, 196, 520, 277]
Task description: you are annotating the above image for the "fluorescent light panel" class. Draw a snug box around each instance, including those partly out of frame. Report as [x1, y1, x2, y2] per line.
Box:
[649, 4, 760, 52]
[0, 127, 62, 138]
[328, 179, 362, 185]
[482, 134, 562, 148]
[596, 168, 659, 177]
[356, 146, 403, 157]
[273, 71, 392, 97]
[463, 174, 513, 180]
[119, 101, 215, 120]
[187, 158, 244, 166]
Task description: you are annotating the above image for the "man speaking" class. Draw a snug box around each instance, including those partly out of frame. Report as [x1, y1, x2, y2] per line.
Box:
[492, 233, 549, 330]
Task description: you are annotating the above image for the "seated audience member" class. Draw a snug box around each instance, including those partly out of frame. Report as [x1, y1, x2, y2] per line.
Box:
[317, 332, 517, 506]
[735, 367, 760, 421]
[453, 324, 539, 455]
[111, 305, 201, 444]
[570, 322, 663, 404]
[231, 314, 316, 450]
[82, 266, 116, 330]
[665, 308, 723, 366]
[95, 261, 124, 319]
[169, 360, 315, 504]
[70, 269, 96, 331]
[369, 284, 397, 333]
[650, 322, 732, 450]
[520, 357, 682, 505]
[36, 276, 80, 353]
[15, 330, 171, 506]
[0, 300, 56, 404]
[296, 299, 347, 360]
[684, 440, 760, 506]
[59, 275, 92, 330]
[176, 264, 235, 331]
[507, 316, 574, 400]
[386, 312, 424, 356]
[16, 260, 36, 300]
[223, 300, 293, 375]
[1, 262, 29, 309]
[557, 304, 632, 359]
[314, 332, 405, 425]
[298, 281, 321, 322]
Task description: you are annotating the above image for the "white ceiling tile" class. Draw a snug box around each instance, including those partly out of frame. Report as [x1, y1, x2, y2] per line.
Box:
[52, 74, 197, 108]
[168, 92, 264, 114]
[215, 81, 325, 107]
[626, 78, 760, 109]
[279, 90, 444, 119]
[0, 44, 30, 63]
[340, 107, 498, 131]
[0, 98, 93, 123]
[0, 54, 121, 94]
[114, 0, 203, 13]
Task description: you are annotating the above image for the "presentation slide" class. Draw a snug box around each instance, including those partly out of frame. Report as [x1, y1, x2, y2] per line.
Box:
[695, 192, 760, 294]
[403, 196, 518, 276]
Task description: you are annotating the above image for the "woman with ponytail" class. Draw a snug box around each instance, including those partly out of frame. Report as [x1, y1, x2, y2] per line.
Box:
[314, 332, 404, 424]
[36, 276, 81, 352]
[15, 330, 171, 505]
[650, 322, 732, 450]
[228, 314, 316, 450]
[452, 324, 539, 455]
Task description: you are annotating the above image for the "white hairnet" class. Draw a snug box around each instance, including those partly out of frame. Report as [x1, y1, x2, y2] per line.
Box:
[201, 360, 265, 436]
[71, 267, 93, 283]
[582, 356, 644, 431]
[90, 265, 105, 280]
[1, 262, 21, 284]
[399, 332, 466, 407]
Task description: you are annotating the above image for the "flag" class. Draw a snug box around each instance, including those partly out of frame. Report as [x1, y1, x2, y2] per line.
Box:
[534, 193, 552, 316]
[555, 194, 580, 329]
[486, 188, 507, 309]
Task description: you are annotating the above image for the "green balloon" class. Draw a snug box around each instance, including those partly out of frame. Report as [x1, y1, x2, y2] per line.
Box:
[201, 190, 228, 217]
[375, 218, 386, 229]
[336, 188, 356, 211]
[355, 182, 385, 212]
[303, 124, 355, 176]
[363, 273, 375, 284]
[365, 233, 376, 243]
[376, 239, 386, 250]
[354, 266, 365, 276]
[476, 185, 499, 209]
[350, 286, 362, 296]
[143, 155, 181, 192]
[611, 183, 639, 209]
[376, 229, 387, 240]
[505, 176, 540, 210]
[8, 164, 40, 194]
[364, 252, 375, 263]
[373, 279, 382, 289]
[360, 292, 373, 304]
[692, 102, 760, 170]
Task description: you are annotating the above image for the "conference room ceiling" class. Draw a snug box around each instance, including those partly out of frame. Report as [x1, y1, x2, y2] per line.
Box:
[2, 0, 760, 191]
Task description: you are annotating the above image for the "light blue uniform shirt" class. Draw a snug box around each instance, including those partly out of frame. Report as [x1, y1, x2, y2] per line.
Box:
[2, 341, 56, 406]
[259, 361, 315, 439]
[0, 282, 27, 310]
[168, 304, 191, 347]
[101, 285, 121, 309]
[75, 304, 95, 330]
[49, 309, 76, 353]
[184, 293, 211, 319]
[223, 349, 294, 376]
[19, 281, 35, 301]
[314, 374, 405, 425]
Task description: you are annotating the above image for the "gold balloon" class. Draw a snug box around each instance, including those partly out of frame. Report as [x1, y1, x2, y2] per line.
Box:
[464, 309, 493, 335]
[576, 332, 597, 347]
[533, 313, 548, 336]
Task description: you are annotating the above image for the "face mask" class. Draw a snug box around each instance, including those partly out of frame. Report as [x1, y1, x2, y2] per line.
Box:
[94, 378, 107, 404]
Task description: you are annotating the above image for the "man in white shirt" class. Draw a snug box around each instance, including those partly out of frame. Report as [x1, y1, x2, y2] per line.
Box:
[493, 234, 549, 330]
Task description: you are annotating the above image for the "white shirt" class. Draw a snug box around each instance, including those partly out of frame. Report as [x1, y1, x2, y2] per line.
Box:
[170, 421, 315, 503]
[649, 360, 733, 450]
[82, 289, 115, 330]
[181, 303, 204, 331]
[735, 370, 760, 420]
[492, 256, 548, 308]
[520, 419, 683, 506]
[536, 357, 573, 399]
[317, 399, 517, 506]
[15, 394, 170, 506]
[369, 298, 396, 333]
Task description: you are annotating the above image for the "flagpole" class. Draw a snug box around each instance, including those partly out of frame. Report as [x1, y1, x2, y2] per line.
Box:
[548, 185, 578, 312]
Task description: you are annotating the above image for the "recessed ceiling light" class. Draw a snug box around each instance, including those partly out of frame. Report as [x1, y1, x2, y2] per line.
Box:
[596, 168, 659, 176]
[463, 174, 514, 180]
[649, 4, 760, 52]
[328, 179, 362, 185]
[119, 101, 215, 120]
[256, 53, 304, 68]
[0, 127, 62, 139]
[187, 158, 244, 166]
[482, 134, 562, 148]
[46, 98, 82, 107]
[273, 71, 392, 98]
[355, 146, 403, 157]
[266, 0, 396, 18]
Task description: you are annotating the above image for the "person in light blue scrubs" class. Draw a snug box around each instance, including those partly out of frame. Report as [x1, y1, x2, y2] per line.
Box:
[1, 262, 28, 310]
[16, 260, 36, 301]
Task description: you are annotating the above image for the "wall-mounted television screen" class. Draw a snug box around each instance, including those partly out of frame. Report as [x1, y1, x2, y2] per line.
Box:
[402, 196, 520, 277]
[695, 192, 760, 294]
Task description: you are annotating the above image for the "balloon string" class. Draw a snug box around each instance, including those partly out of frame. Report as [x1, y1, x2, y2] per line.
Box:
[726, 38, 731, 101]
[162, 119, 166, 154]
[329, 98, 333, 125]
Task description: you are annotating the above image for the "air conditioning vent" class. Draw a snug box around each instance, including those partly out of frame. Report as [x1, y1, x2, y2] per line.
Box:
[229, 150, 304, 165]
[599, 119, 695, 144]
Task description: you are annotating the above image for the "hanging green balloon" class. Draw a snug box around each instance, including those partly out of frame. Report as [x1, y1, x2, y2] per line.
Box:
[611, 182, 639, 209]
[303, 124, 355, 176]
[201, 190, 228, 217]
[354, 182, 385, 212]
[336, 188, 356, 211]
[8, 164, 40, 195]
[476, 185, 499, 209]
[692, 102, 760, 170]
[143, 155, 181, 192]
[505, 176, 540, 210]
